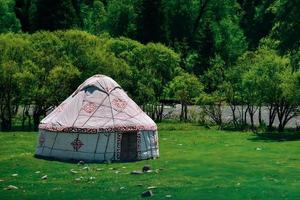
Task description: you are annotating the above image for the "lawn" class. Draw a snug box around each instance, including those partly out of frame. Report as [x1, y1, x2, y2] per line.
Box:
[0, 122, 299, 200]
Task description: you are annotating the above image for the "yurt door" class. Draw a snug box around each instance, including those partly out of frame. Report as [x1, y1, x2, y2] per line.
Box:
[120, 132, 137, 161]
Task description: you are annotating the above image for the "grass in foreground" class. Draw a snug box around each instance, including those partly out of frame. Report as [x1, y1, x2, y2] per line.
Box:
[0, 122, 299, 199]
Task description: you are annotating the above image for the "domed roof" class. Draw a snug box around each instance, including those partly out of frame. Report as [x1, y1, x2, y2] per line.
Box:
[39, 75, 157, 133]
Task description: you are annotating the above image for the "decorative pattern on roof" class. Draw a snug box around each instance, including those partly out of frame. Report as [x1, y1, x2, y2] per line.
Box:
[39, 74, 156, 134]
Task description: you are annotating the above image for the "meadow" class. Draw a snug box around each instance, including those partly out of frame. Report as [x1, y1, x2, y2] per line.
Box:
[0, 122, 299, 200]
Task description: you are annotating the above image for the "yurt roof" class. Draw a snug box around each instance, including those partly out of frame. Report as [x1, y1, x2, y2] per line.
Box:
[39, 75, 157, 133]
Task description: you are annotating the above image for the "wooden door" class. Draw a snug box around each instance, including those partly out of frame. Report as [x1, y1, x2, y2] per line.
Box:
[120, 132, 137, 161]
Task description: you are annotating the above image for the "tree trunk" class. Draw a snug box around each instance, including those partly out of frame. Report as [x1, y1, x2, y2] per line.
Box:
[192, 0, 211, 38]
[248, 105, 258, 130]
[217, 103, 222, 128]
[267, 104, 276, 131]
[180, 101, 184, 121]
[22, 106, 26, 130]
[1, 117, 11, 131]
[155, 102, 164, 122]
[249, 112, 254, 129]
[277, 102, 296, 132]
[160, 103, 164, 121]
[229, 104, 237, 127]
[33, 106, 44, 131]
[244, 106, 249, 125]
[25, 105, 32, 130]
[258, 106, 262, 126]
[184, 103, 188, 121]
[2, 93, 12, 131]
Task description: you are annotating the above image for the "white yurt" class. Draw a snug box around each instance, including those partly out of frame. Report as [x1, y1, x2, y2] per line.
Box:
[36, 74, 159, 162]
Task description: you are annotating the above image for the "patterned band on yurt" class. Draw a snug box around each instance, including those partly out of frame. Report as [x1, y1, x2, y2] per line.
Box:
[36, 74, 159, 162]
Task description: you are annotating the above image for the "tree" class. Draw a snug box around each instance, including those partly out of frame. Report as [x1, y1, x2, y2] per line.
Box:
[241, 46, 297, 132]
[223, 54, 252, 128]
[276, 69, 300, 132]
[162, 0, 196, 43]
[0, 61, 19, 130]
[0, 33, 29, 130]
[213, 17, 247, 65]
[14, 0, 32, 32]
[105, 37, 180, 120]
[81, 0, 107, 35]
[136, 0, 166, 43]
[192, 0, 211, 39]
[238, 0, 276, 49]
[271, 0, 300, 52]
[106, 0, 137, 38]
[164, 73, 203, 121]
[200, 55, 227, 126]
[0, 0, 21, 33]
[32, 0, 79, 31]
[55, 30, 132, 87]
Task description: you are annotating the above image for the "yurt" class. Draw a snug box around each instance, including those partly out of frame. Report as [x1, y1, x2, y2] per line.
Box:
[36, 75, 159, 162]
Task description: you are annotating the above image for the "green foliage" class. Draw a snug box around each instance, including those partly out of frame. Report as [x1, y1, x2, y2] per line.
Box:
[280, 69, 300, 104]
[106, 0, 137, 38]
[164, 72, 203, 104]
[81, 0, 107, 35]
[54, 30, 132, 87]
[0, 0, 299, 131]
[32, 0, 80, 31]
[106, 37, 180, 105]
[202, 55, 226, 92]
[271, 0, 300, 52]
[47, 64, 81, 104]
[162, 0, 196, 42]
[213, 17, 247, 64]
[165, 72, 203, 121]
[241, 47, 290, 106]
[0, 33, 29, 130]
[136, 0, 165, 43]
[0, 0, 21, 33]
[239, 0, 276, 49]
[0, 30, 182, 129]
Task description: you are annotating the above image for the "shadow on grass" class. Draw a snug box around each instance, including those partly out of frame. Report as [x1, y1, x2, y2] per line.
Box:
[34, 154, 154, 164]
[249, 130, 300, 142]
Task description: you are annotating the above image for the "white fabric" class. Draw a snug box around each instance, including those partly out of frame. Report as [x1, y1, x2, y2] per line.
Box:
[36, 75, 159, 162]
[35, 130, 159, 162]
[40, 75, 156, 132]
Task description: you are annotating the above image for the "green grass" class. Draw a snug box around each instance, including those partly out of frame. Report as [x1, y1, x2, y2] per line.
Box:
[0, 122, 299, 199]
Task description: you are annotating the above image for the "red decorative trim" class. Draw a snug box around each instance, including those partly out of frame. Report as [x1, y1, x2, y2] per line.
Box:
[71, 137, 84, 151]
[137, 132, 141, 159]
[83, 102, 97, 113]
[112, 98, 127, 111]
[39, 124, 157, 134]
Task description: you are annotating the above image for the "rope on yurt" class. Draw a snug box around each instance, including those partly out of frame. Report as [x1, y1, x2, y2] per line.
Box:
[80, 95, 109, 127]
[113, 132, 116, 160]
[49, 132, 59, 157]
[41, 132, 46, 154]
[70, 92, 86, 127]
[93, 133, 101, 160]
[103, 80, 115, 161]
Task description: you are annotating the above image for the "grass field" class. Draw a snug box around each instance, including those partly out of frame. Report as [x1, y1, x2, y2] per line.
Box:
[0, 122, 299, 200]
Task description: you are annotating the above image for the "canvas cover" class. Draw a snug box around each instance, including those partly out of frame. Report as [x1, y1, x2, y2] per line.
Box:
[36, 130, 159, 161]
[39, 74, 157, 133]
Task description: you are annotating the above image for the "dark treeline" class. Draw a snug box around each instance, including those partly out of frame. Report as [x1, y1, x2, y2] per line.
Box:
[0, 0, 299, 132]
